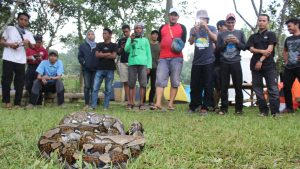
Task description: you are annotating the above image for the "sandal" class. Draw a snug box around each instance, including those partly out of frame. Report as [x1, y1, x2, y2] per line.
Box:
[139, 104, 146, 110]
[150, 105, 166, 112]
[167, 106, 175, 111]
[126, 104, 133, 110]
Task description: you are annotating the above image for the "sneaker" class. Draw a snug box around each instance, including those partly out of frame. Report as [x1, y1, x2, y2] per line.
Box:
[25, 104, 34, 109]
[3, 103, 12, 109]
[187, 109, 195, 113]
[58, 104, 66, 108]
[218, 110, 226, 115]
[280, 108, 294, 114]
[89, 107, 95, 111]
[13, 105, 22, 109]
[258, 113, 268, 117]
[235, 110, 243, 115]
[83, 105, 89, 111]
[200, 109, 208, 116]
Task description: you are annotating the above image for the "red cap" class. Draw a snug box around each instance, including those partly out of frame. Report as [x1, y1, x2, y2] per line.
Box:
[226, 13, 236, 21]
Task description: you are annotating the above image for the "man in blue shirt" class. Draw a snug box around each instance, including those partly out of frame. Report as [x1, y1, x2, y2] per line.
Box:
[26, 50, 65, 107]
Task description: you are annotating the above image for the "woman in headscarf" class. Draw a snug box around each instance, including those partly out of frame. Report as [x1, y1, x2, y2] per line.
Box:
[125, 22, 152, 110]
[78, 30, 98, 110]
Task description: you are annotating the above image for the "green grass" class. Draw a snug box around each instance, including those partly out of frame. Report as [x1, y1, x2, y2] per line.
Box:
[1, 103, 300, 169]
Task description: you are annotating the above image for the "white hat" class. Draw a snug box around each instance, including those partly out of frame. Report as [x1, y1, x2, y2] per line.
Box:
[169, 8, 180, 16]
[196, 10, 209, 19]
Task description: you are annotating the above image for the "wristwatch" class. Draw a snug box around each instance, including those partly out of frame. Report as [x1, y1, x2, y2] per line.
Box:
[259, 58, 264, 63]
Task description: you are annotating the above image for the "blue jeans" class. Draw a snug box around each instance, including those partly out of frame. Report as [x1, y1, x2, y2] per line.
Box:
[91, 70, 114, 109]
[83, 69, 96, 105]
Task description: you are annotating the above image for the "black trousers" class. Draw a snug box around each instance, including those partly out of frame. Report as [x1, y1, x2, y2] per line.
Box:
[25, 64, 38, 93]
[29, 79, 65, 105]
[220, 62, 243, 112]
[1, 60, 25, 105]
[189, 63, 214, 110]
[252, 69, 279, 115]
[83, 69, 96, 105]
[283, 67, 300, 110]
[147, 68, 156, 103]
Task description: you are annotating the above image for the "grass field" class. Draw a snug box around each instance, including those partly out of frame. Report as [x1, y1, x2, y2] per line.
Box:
[0, 103, 300, 169]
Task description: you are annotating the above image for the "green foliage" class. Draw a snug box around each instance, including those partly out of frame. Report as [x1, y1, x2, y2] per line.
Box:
[263, 0, 300, 73]
[181, 55, 193, 85]
[0, 104, 300, 168]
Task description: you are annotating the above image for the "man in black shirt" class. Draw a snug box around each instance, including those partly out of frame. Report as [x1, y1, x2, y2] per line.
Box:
[91, 28, 117, 110]
[282, 18, 300, 113]
[117, 25, 133, 106]
[247, 14, 279, 116]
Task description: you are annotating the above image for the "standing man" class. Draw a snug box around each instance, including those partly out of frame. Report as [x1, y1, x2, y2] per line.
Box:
[26, 50, 65, 108]
[282, 18, 300, 113]
[91, 28, 117, 110]
[151, 8, 187, 111]
[216, 13, 246, 115]
[117, 25, 135, 107]
[78, 30, 98, 110]
[147, 30, 160, 106]
[0, 12, 36, 108]
[188, 10, 217, 114]
[125, 23, 152, 110]
[247, 14, 279, 117]
[213, 20, 227, 111]
[25, 35, 48, 105]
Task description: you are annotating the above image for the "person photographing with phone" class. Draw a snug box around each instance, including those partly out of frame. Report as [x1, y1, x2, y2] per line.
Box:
[125, 22, 152, 110]
[216, 13, 246, 115]
[0, 12, 36, 109]
[188, 9, 217, 115]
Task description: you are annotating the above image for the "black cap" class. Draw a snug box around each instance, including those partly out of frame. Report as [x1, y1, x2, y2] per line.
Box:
[216, 20, 226, 28]
[34, 35, 43, 41]
[151, 30, 159, 35]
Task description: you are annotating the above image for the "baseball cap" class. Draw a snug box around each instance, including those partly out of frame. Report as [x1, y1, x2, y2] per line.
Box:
[196, 10, 209, 19]
[169, 8, 180, 16]
[216, 20, 226, 27]
[48, 49, 58, 57]
[226, 13, 236, 21]
[34, 35, 43, 41]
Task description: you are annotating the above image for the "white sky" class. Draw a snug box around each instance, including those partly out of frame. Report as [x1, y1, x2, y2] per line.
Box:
[50, 0, 273, 53]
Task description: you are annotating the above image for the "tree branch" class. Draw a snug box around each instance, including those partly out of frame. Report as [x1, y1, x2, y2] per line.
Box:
[0, 1, 20, 34]
[233, 0, 256, 32]
[251, 0, 259, 16]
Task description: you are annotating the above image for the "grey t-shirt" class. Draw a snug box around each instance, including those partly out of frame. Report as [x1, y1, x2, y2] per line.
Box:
[216, 29, 246, 64]
[284, 35, 300, 69]
[190, 25, 217, 65]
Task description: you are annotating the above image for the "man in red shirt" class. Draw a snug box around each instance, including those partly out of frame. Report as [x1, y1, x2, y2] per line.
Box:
[151, 8, 187, 111]
[25, 35, 48, 104]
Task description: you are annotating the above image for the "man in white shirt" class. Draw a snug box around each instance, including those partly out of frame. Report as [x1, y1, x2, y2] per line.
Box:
[0, 12, 36, 109]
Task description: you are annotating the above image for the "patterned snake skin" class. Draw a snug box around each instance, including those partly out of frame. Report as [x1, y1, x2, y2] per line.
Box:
[38, 112, 145, 169]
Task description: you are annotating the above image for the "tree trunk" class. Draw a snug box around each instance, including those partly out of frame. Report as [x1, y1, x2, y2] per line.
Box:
[165, 0, 173, 23]
[77, 4, 84, 92]
[275, 0, 290, 75]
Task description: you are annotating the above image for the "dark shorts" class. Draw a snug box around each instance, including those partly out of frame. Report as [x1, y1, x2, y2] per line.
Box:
[128, 65, 147, 88]
[155, 57, 183, 88]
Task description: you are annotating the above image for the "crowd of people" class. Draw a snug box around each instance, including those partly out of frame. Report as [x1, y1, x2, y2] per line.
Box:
[1, 9, 300, 117]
